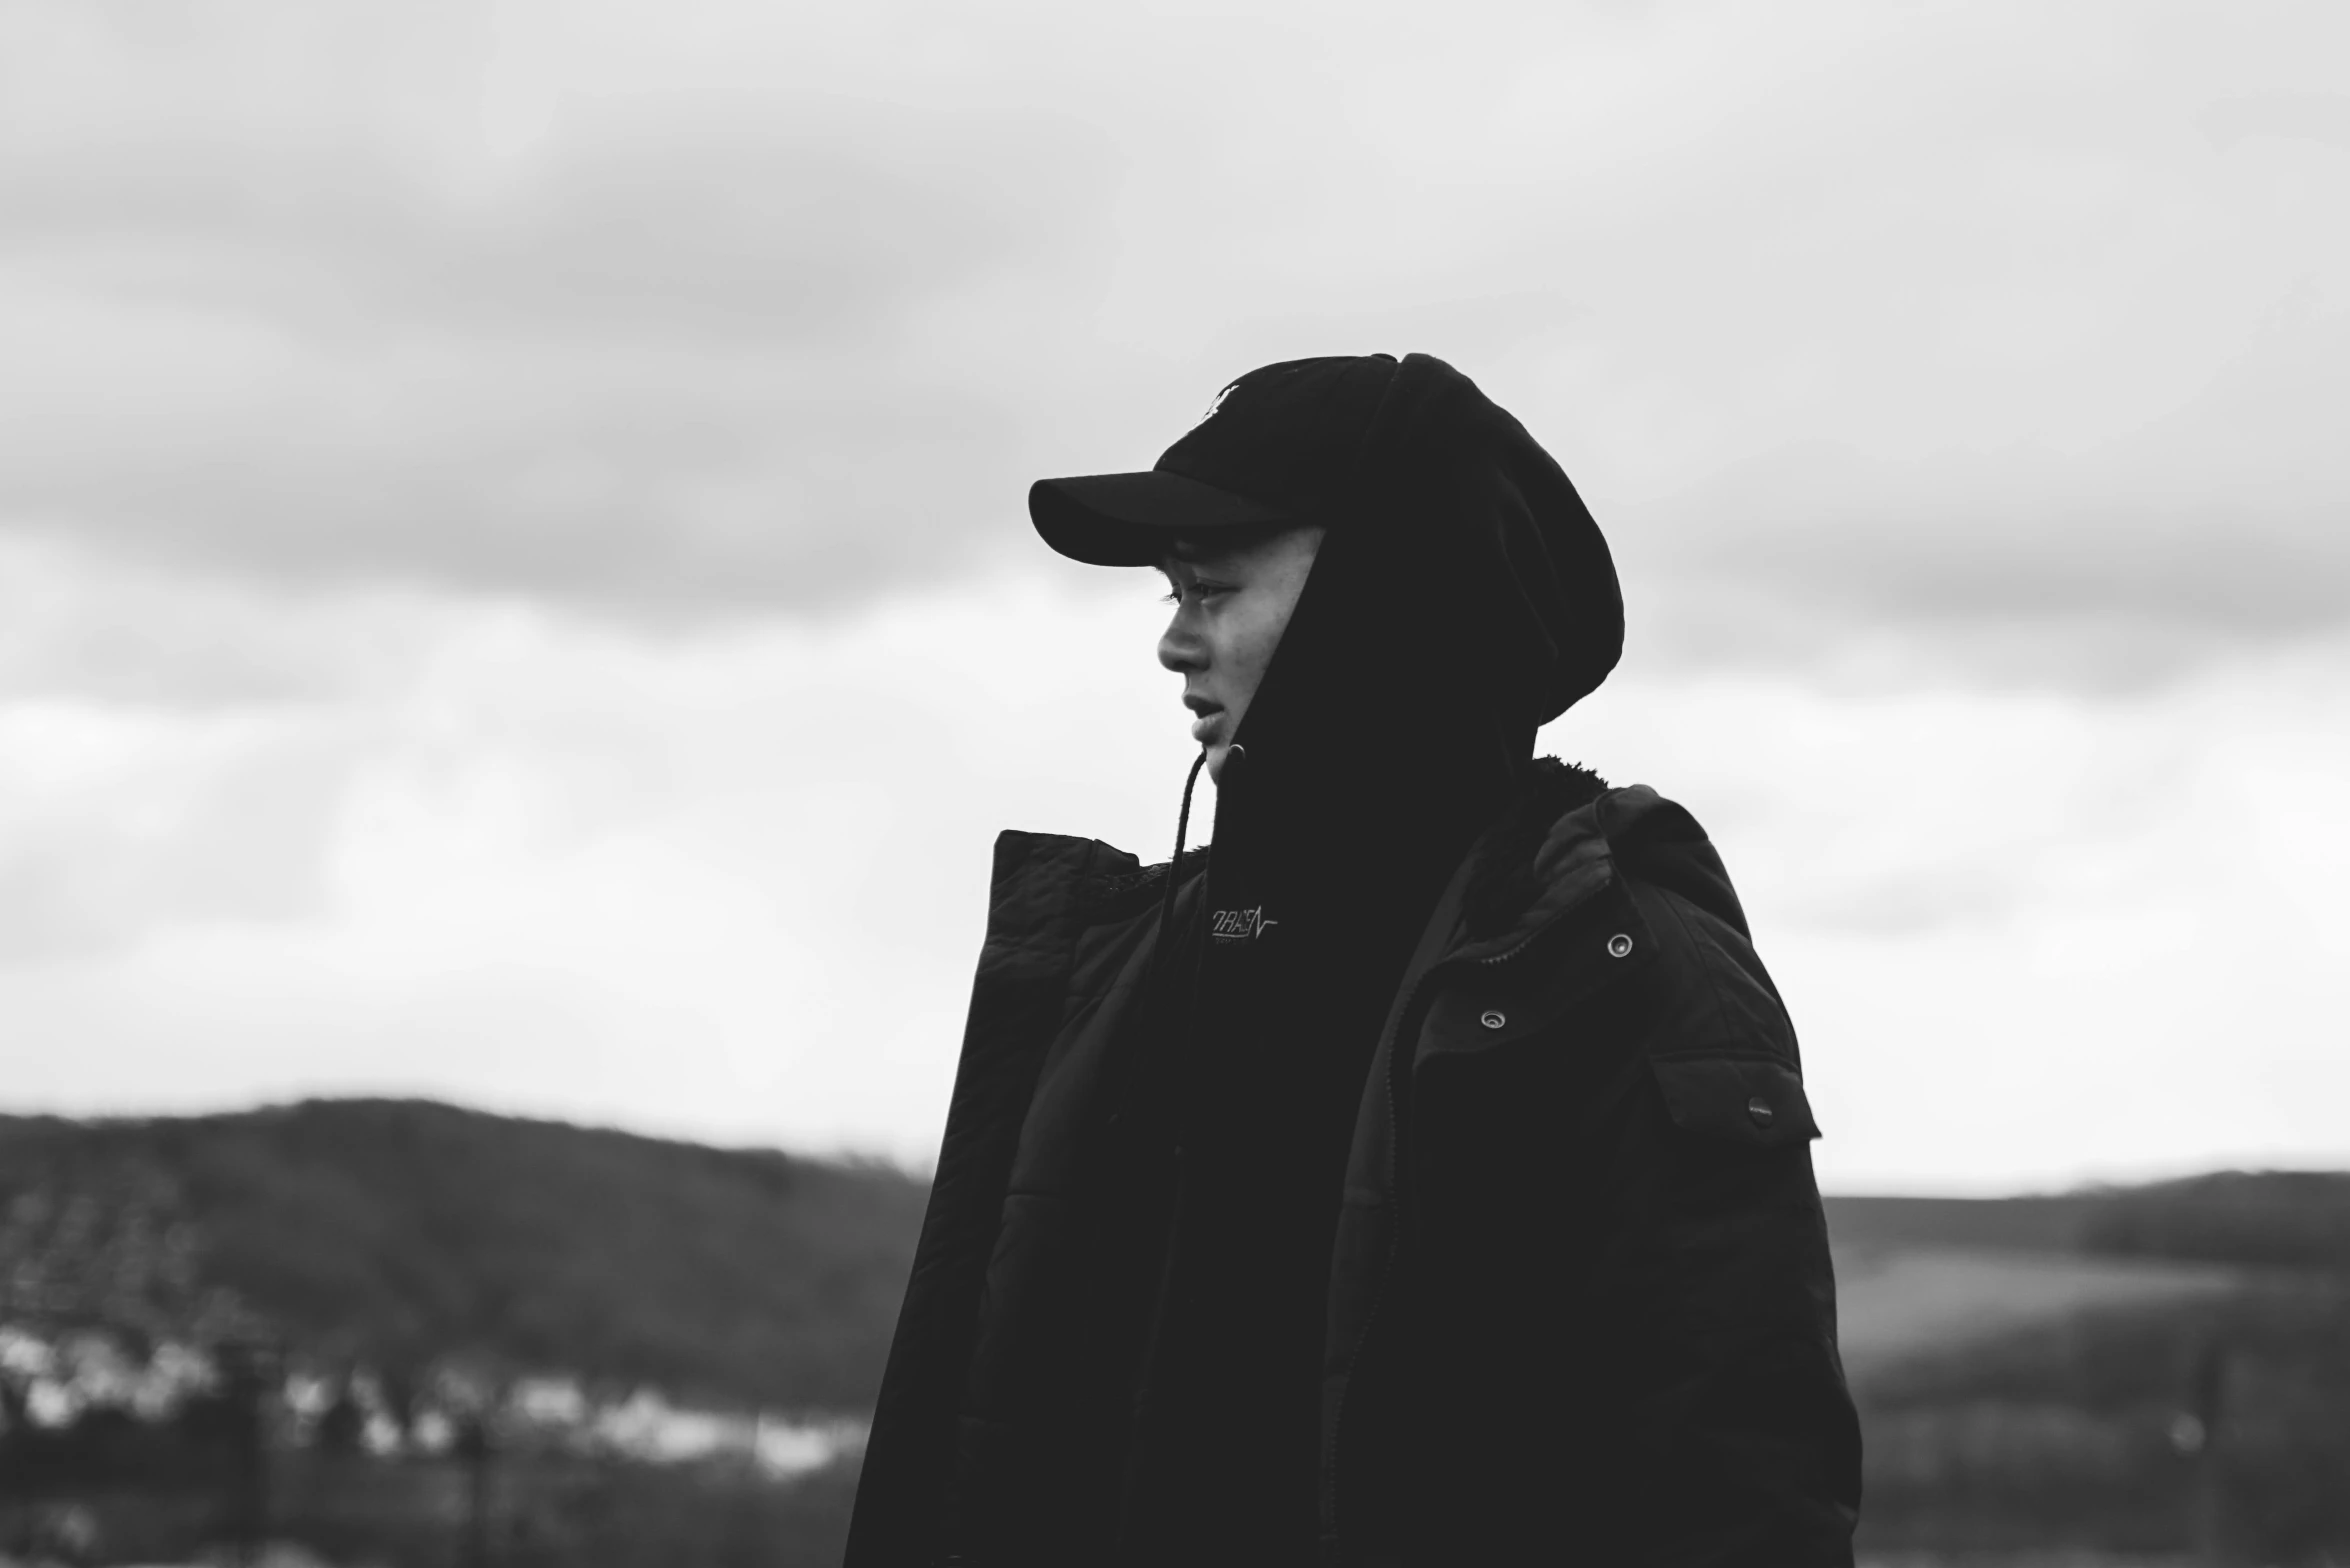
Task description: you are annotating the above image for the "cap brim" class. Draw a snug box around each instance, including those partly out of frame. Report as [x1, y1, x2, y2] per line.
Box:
[1029, 471, 1290, 567]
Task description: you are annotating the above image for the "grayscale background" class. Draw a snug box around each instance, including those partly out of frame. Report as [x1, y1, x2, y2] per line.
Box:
[0, 3, 2343, 1564]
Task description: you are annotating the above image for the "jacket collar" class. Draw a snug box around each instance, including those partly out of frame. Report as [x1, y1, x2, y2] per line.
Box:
[1446, 757, 1619, 963]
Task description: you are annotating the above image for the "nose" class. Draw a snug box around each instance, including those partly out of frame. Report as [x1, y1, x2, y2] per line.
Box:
[1158, 603, 1204, 675]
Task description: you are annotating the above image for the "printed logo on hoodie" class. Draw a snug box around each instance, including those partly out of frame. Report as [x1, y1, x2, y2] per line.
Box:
[1210, 905, 1278, 943]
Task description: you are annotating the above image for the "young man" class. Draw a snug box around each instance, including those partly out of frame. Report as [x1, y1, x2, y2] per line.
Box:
[847, 355, 1861, 1566]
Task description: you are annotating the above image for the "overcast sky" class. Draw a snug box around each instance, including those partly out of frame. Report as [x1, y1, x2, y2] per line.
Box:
[2, 0, 2344, 1192]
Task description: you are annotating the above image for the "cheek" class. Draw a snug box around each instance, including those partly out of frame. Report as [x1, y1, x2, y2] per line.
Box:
[1225, 602, 1290, 695]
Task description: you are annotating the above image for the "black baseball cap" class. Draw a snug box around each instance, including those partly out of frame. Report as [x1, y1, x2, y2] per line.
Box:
[1029, 355, 1401, 567]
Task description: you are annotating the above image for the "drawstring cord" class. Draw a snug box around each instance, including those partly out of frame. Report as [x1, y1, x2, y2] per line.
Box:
[1155, 749, 1209, 973]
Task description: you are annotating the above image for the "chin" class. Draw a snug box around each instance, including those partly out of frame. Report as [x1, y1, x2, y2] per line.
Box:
[1203, 741, 1232, 785]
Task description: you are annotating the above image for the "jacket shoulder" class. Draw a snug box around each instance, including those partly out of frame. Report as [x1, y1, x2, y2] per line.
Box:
[1459, 765, 1747, 945]
[1451, 770, 1789, 1052]
[1595, 788, 1756, 944]
[1587, 792, 1793, 1065]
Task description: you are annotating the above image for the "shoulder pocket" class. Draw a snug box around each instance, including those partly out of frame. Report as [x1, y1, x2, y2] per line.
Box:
[1650, 1055, 1819, 1152]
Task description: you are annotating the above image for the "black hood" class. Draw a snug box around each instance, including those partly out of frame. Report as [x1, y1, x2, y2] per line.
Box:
[1159, 350, 1628, 1166]
[1204, 351, 1621, 912]
[1282, 351, 1622, 736]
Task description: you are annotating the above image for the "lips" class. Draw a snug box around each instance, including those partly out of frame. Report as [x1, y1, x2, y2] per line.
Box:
[1184, 696, 1224, 743]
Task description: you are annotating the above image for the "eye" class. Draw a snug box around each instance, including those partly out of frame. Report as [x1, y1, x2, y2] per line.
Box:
[1160, 578, 1233, 606]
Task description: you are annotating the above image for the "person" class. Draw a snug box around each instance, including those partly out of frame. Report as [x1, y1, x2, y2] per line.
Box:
[845, 354, 1861, 1566]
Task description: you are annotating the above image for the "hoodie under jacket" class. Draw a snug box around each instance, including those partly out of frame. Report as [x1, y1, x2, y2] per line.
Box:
[844, 761, 1863, 1565]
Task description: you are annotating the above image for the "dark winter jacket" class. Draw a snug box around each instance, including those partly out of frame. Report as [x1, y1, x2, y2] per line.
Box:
[849, 353, 1858, 1562]
[844, 758, 1862, 1565]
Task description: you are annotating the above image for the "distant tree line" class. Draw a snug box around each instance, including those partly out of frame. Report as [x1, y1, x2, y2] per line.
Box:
[1856, 1279, 2350, 1562]
[0, 1099, 931, 1412]
[1829, 1171, 2350, 1275]
[2079, 1170, 2350, 1273]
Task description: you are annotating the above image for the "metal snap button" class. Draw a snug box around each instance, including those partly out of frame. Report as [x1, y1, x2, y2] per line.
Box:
[1479, 1009, 1507, 1030]
[1607, 933, 1634, 958]
[1746, 1096, 1774, 1127]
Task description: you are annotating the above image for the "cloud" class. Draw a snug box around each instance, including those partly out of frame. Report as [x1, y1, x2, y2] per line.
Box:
[1615, 298, 2350, 689]
[0, 697, 357, 965]
[1, 0, 2344, 1194]
[0, 0, 2342, 682]
[4, 574, 2345, 1183]
[2201, 93, 2350, 152]
[0, 4, 1122, 613]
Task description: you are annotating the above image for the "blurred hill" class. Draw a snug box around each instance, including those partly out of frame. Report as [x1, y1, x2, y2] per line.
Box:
[1828, 1193, 2106, 1257]
[0, 1098, 929, 1412]
[1826, 1174, 2350, 1380]
[4, 1102, 2347, 1561]
[1827, 1171, 2350, 1272]
[1824, 1174, 2350, 1563]
[6, 1100, 2345, 1415]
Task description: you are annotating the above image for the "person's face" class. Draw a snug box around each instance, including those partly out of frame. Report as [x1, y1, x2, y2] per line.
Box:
[1155, 524, 1326, 783]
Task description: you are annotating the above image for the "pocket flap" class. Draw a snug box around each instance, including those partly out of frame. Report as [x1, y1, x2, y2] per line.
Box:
[1650, 1055, 1820, 1151]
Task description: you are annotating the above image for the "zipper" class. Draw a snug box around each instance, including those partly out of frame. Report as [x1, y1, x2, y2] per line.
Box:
[1320, 878, 1610, 1552]
[1111, 1140, 1186, 1559]
[1320, 935, 1543, 1542]
[1319, 955, 1435, 1545]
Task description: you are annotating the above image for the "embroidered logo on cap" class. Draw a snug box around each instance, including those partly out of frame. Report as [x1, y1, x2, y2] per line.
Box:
[1191, 381, 1238, 429]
